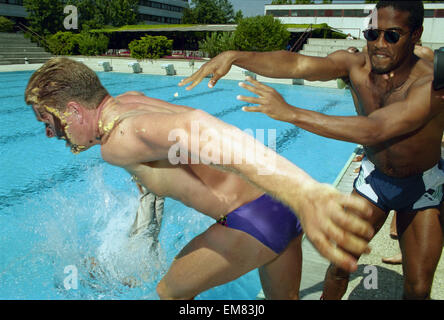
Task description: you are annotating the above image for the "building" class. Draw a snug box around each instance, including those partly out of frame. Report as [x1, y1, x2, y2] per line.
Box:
[138, 0, 189, 24]
[0, 0, 189, 25]
[265, 2, 444, 43]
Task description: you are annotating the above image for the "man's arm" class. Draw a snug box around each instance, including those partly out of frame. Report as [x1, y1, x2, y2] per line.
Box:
[179, 50, 364, 90]
[105, 108, 373, 272]
[240, 77, 443, 146]
[414, 45, 435, 63]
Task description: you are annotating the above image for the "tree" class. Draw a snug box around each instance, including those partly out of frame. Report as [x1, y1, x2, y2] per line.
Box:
[271, 0, 293, 4]
[23, 0, 65, 36]
[67, 0, 138, 30]
[216, 0, 235, 22]
[182, 0, 236, 24]
[234, 10, 244, 24]
[101, 0, 139, 27]
[67, 0, 105, 31]
[0, 16, 14, 32]
[294, 0, 314, 3]
[199, 32, 236, 58]
[233, 15, 290, 52]
[129, 35, 173, 60]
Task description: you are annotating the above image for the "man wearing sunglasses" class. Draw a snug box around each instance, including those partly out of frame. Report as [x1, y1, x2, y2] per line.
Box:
[181, 1, 444, 300]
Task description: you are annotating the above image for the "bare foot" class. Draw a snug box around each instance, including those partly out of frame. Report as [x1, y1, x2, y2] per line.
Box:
[352, 154, 364, 162]
[382, 253, 402, 265]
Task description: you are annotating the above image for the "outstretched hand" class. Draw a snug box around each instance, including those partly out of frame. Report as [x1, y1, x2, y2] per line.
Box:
[238, 77, 296, 123]
[286, 182, 374, 273]
[179, 51, 235, 91]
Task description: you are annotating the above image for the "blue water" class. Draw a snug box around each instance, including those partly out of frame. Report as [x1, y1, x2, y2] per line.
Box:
[0, 70, 357, 300]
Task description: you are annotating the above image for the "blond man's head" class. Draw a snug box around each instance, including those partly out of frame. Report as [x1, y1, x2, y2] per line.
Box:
[25, 57, 109, 113]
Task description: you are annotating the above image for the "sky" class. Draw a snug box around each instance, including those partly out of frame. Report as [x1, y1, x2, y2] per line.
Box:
[228, 0, 366, 18]
[229, 0, 270, 17]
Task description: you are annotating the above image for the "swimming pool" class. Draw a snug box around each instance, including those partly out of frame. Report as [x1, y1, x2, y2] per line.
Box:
[0, 70, 357, 300]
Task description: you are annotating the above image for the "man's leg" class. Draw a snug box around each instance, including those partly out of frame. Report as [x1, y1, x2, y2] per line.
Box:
[382, 211, 403, 265]
[399, 205, 443, 299]
[258, 234, 303, 300]
[390, 211, 398, 239]
[156, 223, 288, 300]
[321, 190, 388, 300]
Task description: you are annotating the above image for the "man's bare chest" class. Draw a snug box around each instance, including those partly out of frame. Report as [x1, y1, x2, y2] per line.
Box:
[350, 75, 411, 115]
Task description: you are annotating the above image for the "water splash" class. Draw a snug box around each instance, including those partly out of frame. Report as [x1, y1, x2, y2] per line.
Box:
[1, 165, 169, 299]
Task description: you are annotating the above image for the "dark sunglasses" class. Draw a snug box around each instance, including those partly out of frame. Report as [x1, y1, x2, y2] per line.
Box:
[363, 29, 406, 44]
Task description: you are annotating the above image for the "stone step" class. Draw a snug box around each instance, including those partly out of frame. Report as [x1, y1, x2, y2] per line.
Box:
[307, 38, 367, 47]
[0, 32, 27, 39]
[0, 52, 52, 59]
[0, 40, 39, 47]
[0, 47, 45, 53]
[298, 50, 326, 57]
[303, 44, 362, 52]
[0, 57, 52, 65]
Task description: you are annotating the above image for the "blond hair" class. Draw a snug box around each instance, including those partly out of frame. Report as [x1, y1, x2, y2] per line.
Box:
[25, 57, 109, 111]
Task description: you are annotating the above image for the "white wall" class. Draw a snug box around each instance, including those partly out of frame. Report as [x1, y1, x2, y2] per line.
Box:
[267, 4, 444, 44]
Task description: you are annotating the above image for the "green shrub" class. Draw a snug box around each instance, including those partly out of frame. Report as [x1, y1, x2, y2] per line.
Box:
[233, 15, 290, 52]
[128, 35, 173, 60]
[46, 31, 78, 55]
[0, 16, 14, 32]
[46, 31, 109, 56]
[77, 32, 109, 56]
[199, 32, 236, 58]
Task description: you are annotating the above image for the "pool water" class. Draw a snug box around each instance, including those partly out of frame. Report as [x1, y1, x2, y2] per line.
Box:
[0, 70, 357, 300]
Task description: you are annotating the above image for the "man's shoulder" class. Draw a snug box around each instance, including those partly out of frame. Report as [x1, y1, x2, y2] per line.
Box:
[329, 49, 366, 65]
[100, 127, 140, 167]
[408, 64, 433, 92]
[117, 91, 145, 98]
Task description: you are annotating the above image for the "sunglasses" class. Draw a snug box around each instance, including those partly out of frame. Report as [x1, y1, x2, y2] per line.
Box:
[363, 29, 407, 44]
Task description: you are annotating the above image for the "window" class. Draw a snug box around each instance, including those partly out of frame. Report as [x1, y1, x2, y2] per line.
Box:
[332, 10, 343, 17]
[139, 13, 181, 24]
[424, 9, 435, 18]
[294, 10, 316, 17]
[0, 0, 24, 4]
[267, 10, 290, 17]
[436, 9, 444, 18]
[138, 1, 184, 13]
[343, 9, 368, 17]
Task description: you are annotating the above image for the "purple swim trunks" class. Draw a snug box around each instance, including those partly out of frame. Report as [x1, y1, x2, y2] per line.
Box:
[217, 194, 303, 254]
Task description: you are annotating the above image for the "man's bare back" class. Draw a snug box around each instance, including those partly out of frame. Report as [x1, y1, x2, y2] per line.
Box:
[99, 92, 263, 219]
